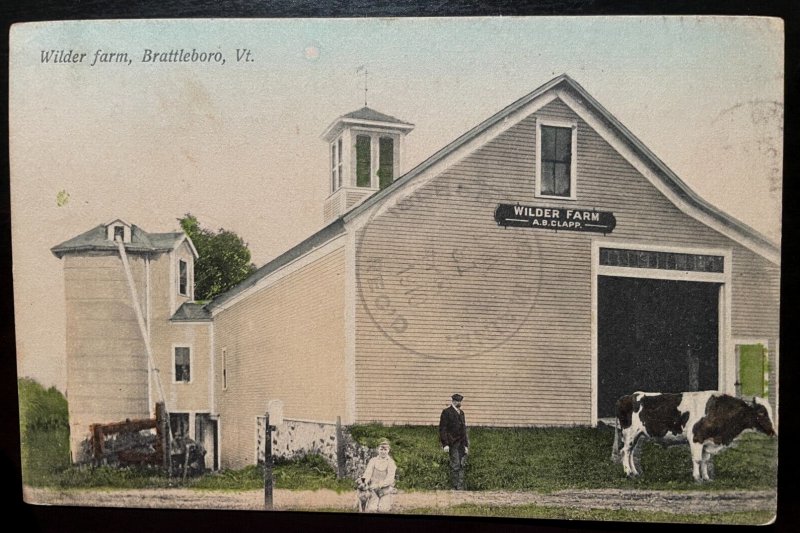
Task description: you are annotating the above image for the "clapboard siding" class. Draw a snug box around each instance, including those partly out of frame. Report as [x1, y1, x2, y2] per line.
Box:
[213, 246, 346, 469]
[149, 242, 213, 415]
[354, 97, 779, 426]
[63, 252, 150, 458]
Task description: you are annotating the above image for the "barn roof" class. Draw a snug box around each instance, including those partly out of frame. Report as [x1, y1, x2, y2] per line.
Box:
[205, 218, 345, 312]
[208, 74, 780, 313]
[51, 224, 189, 258]
[342, 74, 779, 264]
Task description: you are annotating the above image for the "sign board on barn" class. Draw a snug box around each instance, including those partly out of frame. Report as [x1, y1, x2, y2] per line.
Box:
[494, 204, 617, 234]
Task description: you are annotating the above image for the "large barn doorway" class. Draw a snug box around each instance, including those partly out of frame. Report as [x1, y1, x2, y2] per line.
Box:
[597, 276, 720, 418]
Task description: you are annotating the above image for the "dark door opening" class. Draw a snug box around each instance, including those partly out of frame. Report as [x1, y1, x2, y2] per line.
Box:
[195, 414, 219, 471]
[597, 276, 720, 418]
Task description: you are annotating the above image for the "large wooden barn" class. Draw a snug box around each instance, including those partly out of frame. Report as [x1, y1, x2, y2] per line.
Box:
[53, 75, 780, 470]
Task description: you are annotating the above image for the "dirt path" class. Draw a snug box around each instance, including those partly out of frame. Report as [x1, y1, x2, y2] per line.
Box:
[24, 486, 776, 515]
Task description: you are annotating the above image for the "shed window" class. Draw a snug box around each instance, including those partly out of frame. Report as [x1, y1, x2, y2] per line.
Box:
[169, 413, 190, 438]
[174, 347, 191, 383]
[113, 226, 125, 242]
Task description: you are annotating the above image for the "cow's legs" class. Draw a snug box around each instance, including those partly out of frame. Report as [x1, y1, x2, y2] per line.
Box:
[621, 431, 642, 477]
[630, 434, 645, 477]
[620, 430, 632, 476]
[700, 448, 712, 481]
[690, 441, 704, 482]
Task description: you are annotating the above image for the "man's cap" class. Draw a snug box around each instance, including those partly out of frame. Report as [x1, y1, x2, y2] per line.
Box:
[451, 393, 464, 401]
[378, 439, 391, 447]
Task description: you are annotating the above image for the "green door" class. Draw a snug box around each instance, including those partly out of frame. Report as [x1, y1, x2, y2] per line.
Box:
[737, 344, 768, 397]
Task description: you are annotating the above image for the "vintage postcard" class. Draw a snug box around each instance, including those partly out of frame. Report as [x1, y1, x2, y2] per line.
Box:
[10, 17, 782, 525]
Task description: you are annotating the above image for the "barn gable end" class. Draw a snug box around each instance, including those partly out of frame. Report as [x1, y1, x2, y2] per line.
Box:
[351, 82, 779, 426]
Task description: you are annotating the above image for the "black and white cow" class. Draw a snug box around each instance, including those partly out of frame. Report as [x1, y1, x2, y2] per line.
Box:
[612, 391, 775, 482]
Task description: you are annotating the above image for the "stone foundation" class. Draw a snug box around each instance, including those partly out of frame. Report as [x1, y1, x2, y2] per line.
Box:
[256, 417, 374, 479]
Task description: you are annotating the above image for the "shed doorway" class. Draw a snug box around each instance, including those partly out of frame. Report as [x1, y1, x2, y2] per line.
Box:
[597, 276, 720, 418]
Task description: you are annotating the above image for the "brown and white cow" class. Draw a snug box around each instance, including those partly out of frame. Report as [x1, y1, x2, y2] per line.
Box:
[612, 391, 775, 482]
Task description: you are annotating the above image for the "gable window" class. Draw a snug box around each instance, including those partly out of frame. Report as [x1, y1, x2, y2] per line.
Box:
[174, 346, 191, 383]
[331, 137, 343, 192]
[536, 120, 577, 199]
[106, 221, 131, 243]
[178, 259, 188, 296]
[356, 134, 372, 187]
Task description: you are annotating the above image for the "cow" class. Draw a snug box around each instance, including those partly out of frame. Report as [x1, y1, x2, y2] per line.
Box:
[611, 391, 775, 482]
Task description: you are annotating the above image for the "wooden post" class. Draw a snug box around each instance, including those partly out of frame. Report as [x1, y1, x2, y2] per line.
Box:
[156, 402, 171, 473]
[335, 416, 345, 479]
[264, 412, 274, 510]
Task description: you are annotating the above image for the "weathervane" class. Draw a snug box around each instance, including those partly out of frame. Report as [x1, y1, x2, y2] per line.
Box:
[356, 65, 368, 106]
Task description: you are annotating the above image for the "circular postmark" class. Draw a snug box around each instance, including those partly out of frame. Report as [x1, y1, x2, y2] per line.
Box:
[355, 175, 542, 359]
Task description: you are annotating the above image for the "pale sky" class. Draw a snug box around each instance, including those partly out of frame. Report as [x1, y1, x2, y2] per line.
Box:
[9, 17, 783, 390]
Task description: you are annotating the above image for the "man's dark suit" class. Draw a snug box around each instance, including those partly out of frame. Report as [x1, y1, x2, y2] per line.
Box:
[439, 405, 468, 489]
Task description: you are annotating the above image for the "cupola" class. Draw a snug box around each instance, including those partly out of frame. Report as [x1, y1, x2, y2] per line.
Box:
[321, 107, 414, 223]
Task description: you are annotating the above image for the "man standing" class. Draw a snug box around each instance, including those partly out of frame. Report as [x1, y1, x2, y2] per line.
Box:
[439, 393, 468, 490]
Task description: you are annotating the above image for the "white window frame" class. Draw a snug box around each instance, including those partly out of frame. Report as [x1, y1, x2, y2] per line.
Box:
[173, 344, 193, 384]
[350, 129, 401, 190]
[355, 133, 373, 188]
[377, 135, 395, 189]
[178, 258, 190, 298]
[535, 118, 578, 201]
[331, 136, 344, 193]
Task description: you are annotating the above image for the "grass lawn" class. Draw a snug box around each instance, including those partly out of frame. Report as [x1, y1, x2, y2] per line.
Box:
[350, 424, 777, 492]
[21, 418, 776, 493]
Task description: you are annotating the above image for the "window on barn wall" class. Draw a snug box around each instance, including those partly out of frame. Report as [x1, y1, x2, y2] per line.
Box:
[536, 120, 577, 199]
[174, 346, 191, 383]
[599, 248, 724, 273]
[178, 259, 188, 296]
[113, 226, 125, 242]
[356, 134, 372, 187]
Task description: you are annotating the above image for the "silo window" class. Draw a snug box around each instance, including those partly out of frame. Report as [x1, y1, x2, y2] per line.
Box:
[178, 259, 188, 296]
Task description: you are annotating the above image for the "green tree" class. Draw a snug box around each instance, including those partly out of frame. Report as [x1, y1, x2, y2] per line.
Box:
[179, 214, 257, 300]
[18, 377, 69, 434]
